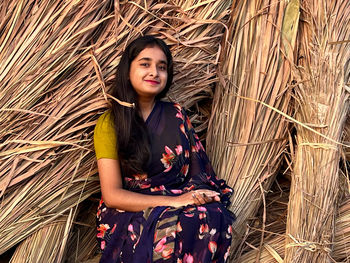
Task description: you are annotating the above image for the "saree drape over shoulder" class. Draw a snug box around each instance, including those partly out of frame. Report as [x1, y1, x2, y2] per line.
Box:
[95, 101, 235, 263]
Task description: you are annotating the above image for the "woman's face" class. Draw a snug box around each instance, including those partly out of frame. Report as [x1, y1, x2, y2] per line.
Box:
[129, 45, 168, 100]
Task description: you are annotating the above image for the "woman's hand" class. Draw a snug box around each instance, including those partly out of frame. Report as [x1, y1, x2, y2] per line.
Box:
[172, 189, 220, 208]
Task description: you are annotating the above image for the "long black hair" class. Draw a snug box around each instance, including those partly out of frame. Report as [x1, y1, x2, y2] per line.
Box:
[111, 35, 173, 178]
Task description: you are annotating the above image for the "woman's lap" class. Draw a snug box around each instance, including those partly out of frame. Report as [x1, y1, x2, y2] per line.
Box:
[97, 201, 232, 262]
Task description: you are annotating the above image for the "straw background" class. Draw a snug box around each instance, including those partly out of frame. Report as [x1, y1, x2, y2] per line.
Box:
[0, 0, 349, 262]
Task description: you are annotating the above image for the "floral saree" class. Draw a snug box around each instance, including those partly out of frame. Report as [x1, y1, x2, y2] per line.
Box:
[96, 101, 235, 263]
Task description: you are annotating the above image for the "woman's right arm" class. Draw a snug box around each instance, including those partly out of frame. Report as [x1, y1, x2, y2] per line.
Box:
[97, 158, 220, 212]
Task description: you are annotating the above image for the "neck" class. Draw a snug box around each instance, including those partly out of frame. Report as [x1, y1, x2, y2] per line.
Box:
[138, 97, 155, 121]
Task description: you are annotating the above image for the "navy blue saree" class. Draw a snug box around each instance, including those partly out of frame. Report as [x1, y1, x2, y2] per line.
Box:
[96, 101, 235, 262]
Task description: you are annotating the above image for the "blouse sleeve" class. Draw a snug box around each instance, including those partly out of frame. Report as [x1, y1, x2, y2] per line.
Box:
[93, 110, 118, 160]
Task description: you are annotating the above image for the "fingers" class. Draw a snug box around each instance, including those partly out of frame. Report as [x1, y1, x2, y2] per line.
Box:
[191, 190, 220, 205]
[192, 192, 206, 205]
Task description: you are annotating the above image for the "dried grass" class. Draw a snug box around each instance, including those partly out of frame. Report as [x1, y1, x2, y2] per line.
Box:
[1, 0, 349, 261]
[238, 171, 350, 262]
[0, 0, 233, 260]
[206, 0, 299, 258]
[10, 214, 73, 263]
[344, 115, 350, 161]
[285, 1, 350, 261]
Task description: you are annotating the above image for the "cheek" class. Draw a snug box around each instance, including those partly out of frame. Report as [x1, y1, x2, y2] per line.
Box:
[160, 72, 168, 82]
[129, 70, 142, 83]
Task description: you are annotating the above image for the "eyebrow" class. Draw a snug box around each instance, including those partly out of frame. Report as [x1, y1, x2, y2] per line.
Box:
[138, 57, 167, 65]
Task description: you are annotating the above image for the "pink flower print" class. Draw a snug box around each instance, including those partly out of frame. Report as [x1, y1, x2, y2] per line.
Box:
[226, 225, 232, 239]
[176, 111, 184, 120]
[184, 185, 195, 192]
[228, 225, 232, 234]
[173, 103, 182, 111]
[162, 247, 173, 259]
[184, 150, 190, 158]
[222, 187, 233, 194]
[208, 241, 217, 254]
[177, 259, 183, 263]
[175, 145, 183, 155]
[184, 213, 194, 218]
[177, 222, 182, 232]
[224, 246, 230, 261]
[194, 133, 199, 140]
[195, 141, 201, 152]
[101, 240, 106, 250]
[199, 213, 206, 220]
[140, 182, 151, 189]
[130, 233, 137, 241]
[97, 224, 110, 238]
[184, 207, 196, 213]
[179, 124, 187, 137]
[151, 185, 166, 192]
[124, 177, 132, 183]
[199, 224, 209, 234]
[191, 145, 197, 153]
[133, 173, 147, 180]
[210, 228, 217, 236]
[183, 253, 193, 263]
[196, 141, 205, 151]
[179, 241, 183, 253]
[170, 189, 183, 194]
[180, 164, 189, 176]
[197, 206, 207, 212]
[128, 224, 137, 241]
[186, 117, 193, 129]
[160, 146, 176, 171]
[98, 198, 104, 208]
[111, 224, 117, 234]
[155, 237, 167, 252]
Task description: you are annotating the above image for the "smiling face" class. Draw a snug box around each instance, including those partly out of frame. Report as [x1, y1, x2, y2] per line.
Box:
[129, 45, 168, 100]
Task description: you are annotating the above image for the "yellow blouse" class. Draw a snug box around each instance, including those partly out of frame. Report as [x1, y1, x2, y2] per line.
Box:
[93, 110, 118, 160]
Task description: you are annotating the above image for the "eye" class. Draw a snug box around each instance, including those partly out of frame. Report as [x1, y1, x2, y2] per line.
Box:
[158, 65, 167, 71]
[140, 63, 149, 67]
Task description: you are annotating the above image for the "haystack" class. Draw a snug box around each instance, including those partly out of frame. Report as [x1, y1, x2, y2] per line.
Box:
[1, 0, 350, 262]
[285, 1, 350, 261]
[237, 169, 350, 262]
[0, 0, 234, 261]
[206, 0, 299, 259]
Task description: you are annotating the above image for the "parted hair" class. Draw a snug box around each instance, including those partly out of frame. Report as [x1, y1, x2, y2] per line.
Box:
[111, 35, 173, 179]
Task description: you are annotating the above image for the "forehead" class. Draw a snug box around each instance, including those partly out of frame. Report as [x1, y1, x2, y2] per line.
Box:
[134, 46, 167, 62]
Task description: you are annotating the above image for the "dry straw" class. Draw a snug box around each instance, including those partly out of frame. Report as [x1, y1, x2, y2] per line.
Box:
[285, 0, 350, 262]
[206, 0, 299, 259]
[0, 0, 234, 260]
[344, 115, 350, 161]
[237, 171, 350, 262]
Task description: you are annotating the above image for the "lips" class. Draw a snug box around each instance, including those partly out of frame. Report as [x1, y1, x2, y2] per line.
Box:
[145, 80, 160, 85]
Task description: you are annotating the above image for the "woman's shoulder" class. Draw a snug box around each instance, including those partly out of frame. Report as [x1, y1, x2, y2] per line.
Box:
[95, 110, 114, 132]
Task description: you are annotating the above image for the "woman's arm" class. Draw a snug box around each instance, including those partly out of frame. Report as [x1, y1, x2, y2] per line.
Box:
[97, 158, 219, 212]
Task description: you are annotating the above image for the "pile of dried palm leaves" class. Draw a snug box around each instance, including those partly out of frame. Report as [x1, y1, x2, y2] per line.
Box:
[284, 1, 350, 261]
[1, 0, 350, 262]
[236, 170, 350, 262]
[206, 0, 298, 257]
[0, 0, 233, 261]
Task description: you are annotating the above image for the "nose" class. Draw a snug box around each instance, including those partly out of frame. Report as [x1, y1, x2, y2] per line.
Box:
[149, 64, 159, 77]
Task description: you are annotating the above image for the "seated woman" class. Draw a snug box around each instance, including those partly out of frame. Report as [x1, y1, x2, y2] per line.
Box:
[94, 35, 235, 263]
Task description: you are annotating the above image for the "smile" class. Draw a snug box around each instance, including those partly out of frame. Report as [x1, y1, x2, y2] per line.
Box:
[145, 80, 160, 85]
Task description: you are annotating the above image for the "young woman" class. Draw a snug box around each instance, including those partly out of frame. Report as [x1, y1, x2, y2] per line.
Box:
[94, 35, 235, 263]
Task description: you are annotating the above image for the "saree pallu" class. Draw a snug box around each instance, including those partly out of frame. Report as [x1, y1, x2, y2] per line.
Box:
[96, 101, 235, 263]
